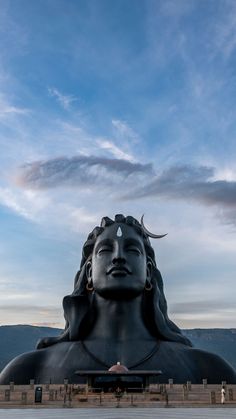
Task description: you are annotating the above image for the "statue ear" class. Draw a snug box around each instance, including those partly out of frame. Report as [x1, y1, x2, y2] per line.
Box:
[146, 260, 152, 281]
[86, 260, 92, 281]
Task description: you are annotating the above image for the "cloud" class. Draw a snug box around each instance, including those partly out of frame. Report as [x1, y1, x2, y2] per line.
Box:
[0, 96, 29, 118]
[0, 105, 29, 116]
[159, 0, 194, 18]
[169, 296, 236, 328]
[129, 164, 236, 209]
[96, 139, 135, 162]
[0, 187, 35, 220]
[0, 305, 63, 328]
[112, 119, 140, 144]
[48, 87, 77, 110]
[0, 184, 100, 236]
[0, 304, 60, 313]
[0, 187, 51, 221]
[212, 1, 236, 59]
[15, 155, 153, 189]
[12, 160, 236, 228]
[170, 300, 236, 315]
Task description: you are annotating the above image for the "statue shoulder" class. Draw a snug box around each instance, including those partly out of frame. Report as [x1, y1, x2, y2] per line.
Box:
[0, 349, 44, 385]
[189, 347, 236, 384]
[160, 343, 236, 384]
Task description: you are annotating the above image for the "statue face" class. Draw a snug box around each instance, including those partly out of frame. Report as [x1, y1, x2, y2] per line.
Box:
[88, 223, 151, 299]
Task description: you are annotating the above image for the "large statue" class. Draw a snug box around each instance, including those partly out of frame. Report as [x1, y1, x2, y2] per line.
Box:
[0, 214, 235, 384]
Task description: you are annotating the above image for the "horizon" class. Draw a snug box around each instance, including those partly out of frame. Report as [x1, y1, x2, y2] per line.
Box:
[1, 324, 236, 331]
[0, 0, 236, 329]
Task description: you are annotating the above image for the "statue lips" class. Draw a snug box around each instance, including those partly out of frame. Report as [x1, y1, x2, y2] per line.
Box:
[106, 266, 131, 277]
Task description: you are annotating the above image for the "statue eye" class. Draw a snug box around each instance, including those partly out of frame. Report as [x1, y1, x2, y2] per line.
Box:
[97, 246, 112, 254]
[126, 246, 141, 255]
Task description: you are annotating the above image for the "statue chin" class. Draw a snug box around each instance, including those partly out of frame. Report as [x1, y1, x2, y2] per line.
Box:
[94, 284, 144, 300]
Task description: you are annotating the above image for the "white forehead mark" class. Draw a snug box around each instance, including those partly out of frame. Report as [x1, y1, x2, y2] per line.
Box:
[116, 226, 122, 237]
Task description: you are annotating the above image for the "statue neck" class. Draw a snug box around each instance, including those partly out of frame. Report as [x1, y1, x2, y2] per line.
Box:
[86, 293, 154, 342]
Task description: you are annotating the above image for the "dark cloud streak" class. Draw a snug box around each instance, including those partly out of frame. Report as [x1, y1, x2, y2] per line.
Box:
[15, 158, 236, 226]
[16, 155, 154, 189]
[127, 165, 236, 208]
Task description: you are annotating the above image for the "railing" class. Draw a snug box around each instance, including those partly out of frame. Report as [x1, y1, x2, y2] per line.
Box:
[0, 384, 235, 407]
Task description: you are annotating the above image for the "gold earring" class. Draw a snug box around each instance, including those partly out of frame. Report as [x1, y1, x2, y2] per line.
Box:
[145, 281, 152, 291]
[86, 280, 94, 291]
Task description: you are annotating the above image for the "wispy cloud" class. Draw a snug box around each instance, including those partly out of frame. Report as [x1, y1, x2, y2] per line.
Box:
[212, 1, 236, 59]
[112, 119, 140, 144]
[48, 87, 77, 110]
[0, 187, 51, 221]
[0, 96, 29, 118]
[159, 0, 194, 18]
[97, 139, 135, 162]
[15, 155, 153, 189]
[0, 187, 35, 220]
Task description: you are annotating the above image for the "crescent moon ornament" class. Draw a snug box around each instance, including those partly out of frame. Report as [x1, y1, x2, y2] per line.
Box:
[141, 215, 167, 239]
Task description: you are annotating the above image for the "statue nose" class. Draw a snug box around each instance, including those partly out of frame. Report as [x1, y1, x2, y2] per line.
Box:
[112, 244, 126, 265]
[112, 256, 126, 265]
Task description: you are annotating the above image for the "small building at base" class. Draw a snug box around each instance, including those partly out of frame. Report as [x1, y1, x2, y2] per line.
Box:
[75, 362, 162, 391]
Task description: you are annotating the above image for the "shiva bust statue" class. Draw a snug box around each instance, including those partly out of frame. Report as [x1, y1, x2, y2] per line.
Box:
[0, 214, 235, 384]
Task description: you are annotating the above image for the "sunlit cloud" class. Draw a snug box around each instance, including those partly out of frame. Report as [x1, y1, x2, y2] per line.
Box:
[97, 139, 135, 162]
[0, 305, 63, 328]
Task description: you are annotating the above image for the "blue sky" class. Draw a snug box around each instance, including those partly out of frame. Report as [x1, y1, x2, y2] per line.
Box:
[1, 0, 236, 328]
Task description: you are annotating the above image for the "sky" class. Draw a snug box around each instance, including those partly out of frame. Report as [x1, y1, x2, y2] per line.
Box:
[0, 0, 236, 329]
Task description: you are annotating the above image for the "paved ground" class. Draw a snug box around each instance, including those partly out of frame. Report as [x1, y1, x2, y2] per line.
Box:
[0, 408, 236, 419]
